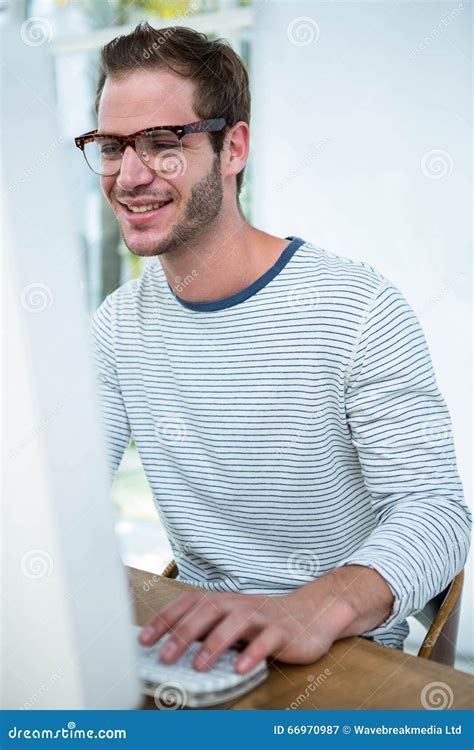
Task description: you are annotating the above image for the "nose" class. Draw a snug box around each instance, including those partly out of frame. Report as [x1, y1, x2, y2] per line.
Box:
[115, 144, 154, 191]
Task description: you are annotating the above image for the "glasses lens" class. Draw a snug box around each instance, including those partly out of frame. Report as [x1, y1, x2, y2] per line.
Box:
[138, 130, 186, 178]
[84, 137, 123, 176]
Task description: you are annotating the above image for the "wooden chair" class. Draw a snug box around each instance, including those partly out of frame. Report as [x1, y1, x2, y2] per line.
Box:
[160, 560, 464, 667]
[415, 570, 464, 667]
[161, 559, 178, 580]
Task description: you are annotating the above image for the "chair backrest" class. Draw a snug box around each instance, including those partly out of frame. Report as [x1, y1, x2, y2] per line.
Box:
[415, 570, 464, 666]
[162, 559, 178, 580]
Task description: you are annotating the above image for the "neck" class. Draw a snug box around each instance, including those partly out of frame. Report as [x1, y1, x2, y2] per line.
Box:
[158, 206, 289, 305]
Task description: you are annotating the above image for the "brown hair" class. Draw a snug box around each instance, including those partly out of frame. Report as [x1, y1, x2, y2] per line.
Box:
[95, 22, 250, 195]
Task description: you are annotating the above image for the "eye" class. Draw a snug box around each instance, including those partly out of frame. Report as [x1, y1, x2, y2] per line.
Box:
[96, 139, 122, 157]
[102, 144, 120, 155]
[150, 141, 176, 151]
[145, 130, 181, 152]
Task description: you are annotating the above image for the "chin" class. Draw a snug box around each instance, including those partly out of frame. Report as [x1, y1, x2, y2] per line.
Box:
[123, 231, 176, 257]
[126, 241, 162, 257]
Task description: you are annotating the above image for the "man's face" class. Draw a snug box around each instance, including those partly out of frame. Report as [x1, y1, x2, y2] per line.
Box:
[98, 69, 224, 256]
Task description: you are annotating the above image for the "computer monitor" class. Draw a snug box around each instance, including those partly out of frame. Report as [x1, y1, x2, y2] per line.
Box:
[1, 19, 141, 710]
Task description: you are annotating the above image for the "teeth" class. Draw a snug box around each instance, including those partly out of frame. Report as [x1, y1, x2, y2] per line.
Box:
[128, 201, 169, 213]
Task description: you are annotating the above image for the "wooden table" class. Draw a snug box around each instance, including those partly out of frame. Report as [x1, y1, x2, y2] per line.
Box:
[129, 567, 474, 710]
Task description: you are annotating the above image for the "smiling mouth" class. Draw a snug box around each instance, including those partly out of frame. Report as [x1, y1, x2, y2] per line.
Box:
[125, 200, 173, 213]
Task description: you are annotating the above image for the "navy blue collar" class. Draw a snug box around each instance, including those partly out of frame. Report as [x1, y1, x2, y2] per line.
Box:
[169, 236, 306, 312]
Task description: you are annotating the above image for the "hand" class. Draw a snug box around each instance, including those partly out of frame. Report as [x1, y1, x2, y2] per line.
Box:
[139, 583, 356, 675]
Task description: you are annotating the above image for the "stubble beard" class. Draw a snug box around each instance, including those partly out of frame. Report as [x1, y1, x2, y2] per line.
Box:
[121, 155, 224, 257]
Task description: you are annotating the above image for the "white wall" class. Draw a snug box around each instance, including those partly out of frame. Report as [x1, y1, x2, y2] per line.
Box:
[251, 0, 472, 662]
[2, 22, 140, 708]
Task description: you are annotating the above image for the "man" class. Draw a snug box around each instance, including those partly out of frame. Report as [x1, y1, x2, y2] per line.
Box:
[79, 23, 471, 676]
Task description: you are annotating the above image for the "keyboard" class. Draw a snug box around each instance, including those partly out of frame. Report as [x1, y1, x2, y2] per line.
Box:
[134, 626, 268, 708]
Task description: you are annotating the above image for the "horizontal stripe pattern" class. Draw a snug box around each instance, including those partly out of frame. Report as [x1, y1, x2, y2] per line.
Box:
[90, 237, 471, 651]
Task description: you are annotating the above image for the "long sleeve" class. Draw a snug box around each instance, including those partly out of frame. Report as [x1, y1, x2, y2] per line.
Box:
[89, 294, 131, 481]
[338, 279, 471, 637]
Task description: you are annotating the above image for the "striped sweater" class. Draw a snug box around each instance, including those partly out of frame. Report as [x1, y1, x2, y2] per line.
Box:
[90, 236, 471, 650]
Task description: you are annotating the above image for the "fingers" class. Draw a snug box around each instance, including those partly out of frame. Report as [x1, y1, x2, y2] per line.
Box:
[235, 624, 285, 674]
[193, 618, 284, 675]
[139, 592, 202, 645]
[160, 597, 228, 663]
[139, 591, 233, 665]
[192, 612, 262, 671]
[139, 592, 288, 676]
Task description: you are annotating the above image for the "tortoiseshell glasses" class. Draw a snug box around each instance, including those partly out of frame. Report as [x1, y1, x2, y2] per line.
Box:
[74, 118, 227, 177]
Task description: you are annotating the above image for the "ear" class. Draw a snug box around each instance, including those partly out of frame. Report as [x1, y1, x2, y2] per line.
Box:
[221, 121, 250, 182]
